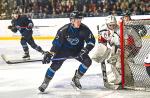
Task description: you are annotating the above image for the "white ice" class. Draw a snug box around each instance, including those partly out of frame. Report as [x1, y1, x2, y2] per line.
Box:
[0, 40, 150, 98]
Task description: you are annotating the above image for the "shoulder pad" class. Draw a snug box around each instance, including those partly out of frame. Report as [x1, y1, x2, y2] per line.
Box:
[80, 23, 88, 28]
[59, 24, 69, 32]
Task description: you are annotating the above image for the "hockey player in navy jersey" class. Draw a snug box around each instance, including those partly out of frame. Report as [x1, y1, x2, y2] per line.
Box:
[38, 11, 95, 92]
[8, 10, 44, 59]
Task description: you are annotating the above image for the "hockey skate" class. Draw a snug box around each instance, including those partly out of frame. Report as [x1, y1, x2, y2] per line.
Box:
[38, 77, 51, 92]
[22, 53, 30, 60]
[71, 70, 82, 90]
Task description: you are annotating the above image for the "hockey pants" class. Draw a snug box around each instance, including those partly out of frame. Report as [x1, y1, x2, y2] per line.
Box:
[46, 52, 92, 78]
[20, 36, 43, 54]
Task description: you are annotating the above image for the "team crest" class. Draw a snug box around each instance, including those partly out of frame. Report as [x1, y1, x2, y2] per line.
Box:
[67, 37, 79, 45]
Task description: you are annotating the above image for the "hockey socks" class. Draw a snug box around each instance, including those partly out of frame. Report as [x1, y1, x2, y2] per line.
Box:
[38, 68, 55, 92]
[71, 64, 88, 89]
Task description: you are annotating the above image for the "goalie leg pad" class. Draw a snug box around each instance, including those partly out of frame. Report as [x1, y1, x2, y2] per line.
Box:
[111, 65, 121, 85]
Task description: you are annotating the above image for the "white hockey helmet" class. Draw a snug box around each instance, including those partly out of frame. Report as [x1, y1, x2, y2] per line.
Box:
[144, 53, 150, 67]
[105, 15, 117, 25]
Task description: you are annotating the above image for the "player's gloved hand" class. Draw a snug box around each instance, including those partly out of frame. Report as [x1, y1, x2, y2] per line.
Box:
[78, 48, 89, 60]
[27, 23, 33, 29]
[8, 25, 13, 29]
[8, 25, 17, 33]
[42, 51, 53, 64]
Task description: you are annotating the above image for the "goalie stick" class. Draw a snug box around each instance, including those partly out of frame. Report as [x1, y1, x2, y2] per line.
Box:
[101, 61, 122, 90]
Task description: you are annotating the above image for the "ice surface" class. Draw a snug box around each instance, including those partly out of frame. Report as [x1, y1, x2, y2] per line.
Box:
[0, 40, 150, 98]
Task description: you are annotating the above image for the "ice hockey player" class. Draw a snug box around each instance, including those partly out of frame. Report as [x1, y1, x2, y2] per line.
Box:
[92, 15, 134, 88]
[38, 11, 95, 92]
[144, 53, 150, 77]
[92, 15, 122, 86]
[121, 10, 147, 63]
[8, 10, 44, 59]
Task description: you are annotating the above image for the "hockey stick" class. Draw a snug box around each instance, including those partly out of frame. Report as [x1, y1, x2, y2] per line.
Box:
[1, 54, 42, 64]
[50, 56, 78, 61]
[1, 54, 78, 64]
[101, 61, 122, 90]
[97, 25, 110, 88]
[9, 25, 57, 29]
[18, 25, 57, 28]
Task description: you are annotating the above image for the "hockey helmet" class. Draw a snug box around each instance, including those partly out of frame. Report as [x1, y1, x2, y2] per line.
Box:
[105, 15, 117, 25]
[13, 10, 21, 15]
[123, 10, 131, 17]
[144, 53, 150, 67]
[12, 10, 21, 19]
[70, 11, 83, 19]
[122, 10, 131, 20]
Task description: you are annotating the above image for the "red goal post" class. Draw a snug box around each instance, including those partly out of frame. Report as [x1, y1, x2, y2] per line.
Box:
[119, 18, 150, 91]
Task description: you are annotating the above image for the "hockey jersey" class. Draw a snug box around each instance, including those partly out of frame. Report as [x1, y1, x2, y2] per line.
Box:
[50, 23, 95, 53]
[98, 24, 120, 46]
[11, 15, 34, 37]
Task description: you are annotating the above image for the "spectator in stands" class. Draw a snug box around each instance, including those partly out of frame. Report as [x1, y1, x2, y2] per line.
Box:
[0, 0, 150, 19]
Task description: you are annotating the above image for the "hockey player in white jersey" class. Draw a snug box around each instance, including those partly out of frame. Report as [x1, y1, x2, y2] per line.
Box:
[92, 15, 120, 63]
[92, 15, 122, 86]
[92, 15, 135, 88]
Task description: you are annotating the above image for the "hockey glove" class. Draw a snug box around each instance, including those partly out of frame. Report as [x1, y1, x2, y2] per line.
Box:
[11, 27, 18, 33]
[78, 48, 89, 60]
[42, 51, 53, 64]
[8, 25, 13, 29]
[8, 25, 17, 33]
[27, 23, 33, 29]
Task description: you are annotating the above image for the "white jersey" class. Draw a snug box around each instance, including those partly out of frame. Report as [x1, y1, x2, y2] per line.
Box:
[98, 24, 120, 46]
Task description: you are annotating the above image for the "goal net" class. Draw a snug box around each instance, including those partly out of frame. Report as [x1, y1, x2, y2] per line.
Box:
[119, 19, 150, 91]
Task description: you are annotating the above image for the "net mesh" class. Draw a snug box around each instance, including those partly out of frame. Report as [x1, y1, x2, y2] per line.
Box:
[122, 19, 150, 89]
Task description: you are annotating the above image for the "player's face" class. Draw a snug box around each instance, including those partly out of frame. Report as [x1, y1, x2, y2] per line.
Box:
[107, 23, 116, 30]
[71, 18, 82, 28]
[12, 14, 19, 19]
[123, 16, 130, 21]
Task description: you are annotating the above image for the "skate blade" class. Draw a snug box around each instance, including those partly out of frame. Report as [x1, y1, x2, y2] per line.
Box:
[70, 82, 80, 91]
[38, 87, 45, 92]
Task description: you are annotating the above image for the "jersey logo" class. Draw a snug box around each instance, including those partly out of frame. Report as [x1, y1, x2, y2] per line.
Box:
[67, 37, 79, 45]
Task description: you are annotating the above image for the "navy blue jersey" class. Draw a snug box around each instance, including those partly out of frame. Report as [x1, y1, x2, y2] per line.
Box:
[11, 15, 34, 37]
[51, 23, 95, 53]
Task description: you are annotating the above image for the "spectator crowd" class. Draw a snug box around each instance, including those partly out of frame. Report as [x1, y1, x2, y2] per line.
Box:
[0, 0, 149, 19]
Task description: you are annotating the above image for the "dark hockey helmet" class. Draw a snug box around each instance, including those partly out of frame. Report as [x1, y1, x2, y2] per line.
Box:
[70, 11, 83, 19]
[122, 10, 131, 20]
[13, 10, 21, 15]
[123, 10, 131, 16]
